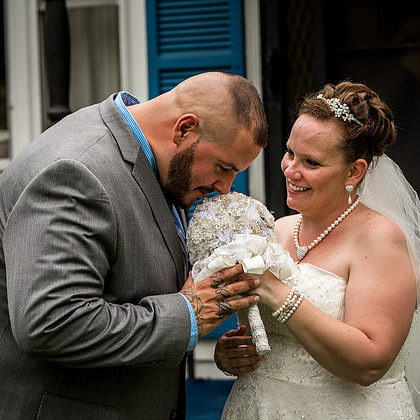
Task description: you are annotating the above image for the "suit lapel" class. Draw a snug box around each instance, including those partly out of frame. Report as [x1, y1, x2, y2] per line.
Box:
[132, 153, 186, 289]
[99, 95, 186, 289]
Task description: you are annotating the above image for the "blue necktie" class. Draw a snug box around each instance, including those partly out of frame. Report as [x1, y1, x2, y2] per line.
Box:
[172, 205, 189, 279]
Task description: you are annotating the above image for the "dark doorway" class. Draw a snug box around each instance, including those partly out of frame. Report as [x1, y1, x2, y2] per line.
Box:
[261, 0, 420, 215]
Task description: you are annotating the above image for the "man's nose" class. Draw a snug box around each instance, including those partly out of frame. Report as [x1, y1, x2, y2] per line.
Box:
[214, 173, 236, 195]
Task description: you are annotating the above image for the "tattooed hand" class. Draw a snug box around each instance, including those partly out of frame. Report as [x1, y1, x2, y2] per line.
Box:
[179, 264, 260, 338]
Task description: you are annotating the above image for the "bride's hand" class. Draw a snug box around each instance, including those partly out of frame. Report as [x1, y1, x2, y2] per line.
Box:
[238, 270, 290, 310]
[214, 325, 262, 375]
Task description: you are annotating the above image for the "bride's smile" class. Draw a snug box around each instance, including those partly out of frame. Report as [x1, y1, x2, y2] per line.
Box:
[281, 114, 352, 219]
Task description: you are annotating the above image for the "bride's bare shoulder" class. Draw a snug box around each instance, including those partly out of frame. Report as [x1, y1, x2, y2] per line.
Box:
[274, 213, 299, 236]
[355, 205, 406, 246]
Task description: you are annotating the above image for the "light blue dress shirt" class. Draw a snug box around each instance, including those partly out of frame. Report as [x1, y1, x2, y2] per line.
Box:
[114, 91, 198, 351]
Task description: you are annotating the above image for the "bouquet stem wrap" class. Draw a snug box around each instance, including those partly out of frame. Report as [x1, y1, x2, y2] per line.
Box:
[246, 305, 270, 354]
[242, 255, 270, 354]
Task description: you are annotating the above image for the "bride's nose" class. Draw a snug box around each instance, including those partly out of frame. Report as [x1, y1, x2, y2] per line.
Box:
[283, 160, 302, 180]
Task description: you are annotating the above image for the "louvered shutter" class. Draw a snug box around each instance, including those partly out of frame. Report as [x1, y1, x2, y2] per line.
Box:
[146, 0, 245, 96]
[146, 0, 246, 338]
[146, 0, 247, 196]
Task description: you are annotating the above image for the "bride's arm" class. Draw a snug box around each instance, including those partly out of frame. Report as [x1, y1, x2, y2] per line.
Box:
[257, 216, 416, 386]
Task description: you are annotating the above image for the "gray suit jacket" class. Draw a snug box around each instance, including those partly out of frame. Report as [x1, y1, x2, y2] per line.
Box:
[0, 95, 190, 419]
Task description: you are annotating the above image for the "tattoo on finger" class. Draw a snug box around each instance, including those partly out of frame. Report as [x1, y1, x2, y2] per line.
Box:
[210, 273, 224, 288]
[215, 287, 231, 301]
[216, 301, 233, 318]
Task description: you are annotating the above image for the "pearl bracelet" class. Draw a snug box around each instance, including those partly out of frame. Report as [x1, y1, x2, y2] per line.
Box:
[272, 288, 295, 317]
[277, 295, 303, 323]
[272, 287, 303, 323]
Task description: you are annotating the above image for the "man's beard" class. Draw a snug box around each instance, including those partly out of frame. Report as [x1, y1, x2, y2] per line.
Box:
[163, 141, 209, 209]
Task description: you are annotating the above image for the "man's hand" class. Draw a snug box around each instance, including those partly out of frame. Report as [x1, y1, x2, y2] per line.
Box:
[179, 264, 260, 338]
[214, 325, 261, 375]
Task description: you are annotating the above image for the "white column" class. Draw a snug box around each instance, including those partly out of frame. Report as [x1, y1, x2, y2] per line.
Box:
[119, 0, 149, 101]
[4, 0, 42, 162]
[244, 0, 266, 204]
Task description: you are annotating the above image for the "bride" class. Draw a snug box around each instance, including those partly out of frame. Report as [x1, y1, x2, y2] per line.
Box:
[215, 81, 420, 419]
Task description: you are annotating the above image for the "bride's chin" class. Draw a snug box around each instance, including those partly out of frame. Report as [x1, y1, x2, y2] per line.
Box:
[287, 201, 305, 215]
[286, 197, 299, 210]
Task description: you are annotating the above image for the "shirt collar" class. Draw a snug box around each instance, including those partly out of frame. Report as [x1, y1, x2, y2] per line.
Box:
[114, 91, 159, 178]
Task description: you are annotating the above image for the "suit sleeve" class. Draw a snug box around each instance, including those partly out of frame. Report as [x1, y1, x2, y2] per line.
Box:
[3, 159, 191, 368]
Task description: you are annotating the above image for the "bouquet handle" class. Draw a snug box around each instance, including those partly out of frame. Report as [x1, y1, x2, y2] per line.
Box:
[246, 304, 271, 355]
[242, 256, 271, 354]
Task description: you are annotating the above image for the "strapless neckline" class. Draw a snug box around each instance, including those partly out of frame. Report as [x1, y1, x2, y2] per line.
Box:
[297, 262, 347, 283]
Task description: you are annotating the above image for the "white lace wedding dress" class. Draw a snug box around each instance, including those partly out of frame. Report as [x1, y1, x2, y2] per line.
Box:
[222, 263, 418, 419]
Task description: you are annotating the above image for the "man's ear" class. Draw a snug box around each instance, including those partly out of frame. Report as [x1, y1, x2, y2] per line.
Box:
[172, 114, 199, 145]
[347, 158, 368, 184]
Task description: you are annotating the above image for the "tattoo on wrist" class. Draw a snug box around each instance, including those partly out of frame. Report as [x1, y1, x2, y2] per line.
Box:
[181, 286, 204, 332]
[196, 314, 204, 334]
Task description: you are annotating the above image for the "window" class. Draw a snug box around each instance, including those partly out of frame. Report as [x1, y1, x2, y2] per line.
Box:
[39, 0, 121, 129]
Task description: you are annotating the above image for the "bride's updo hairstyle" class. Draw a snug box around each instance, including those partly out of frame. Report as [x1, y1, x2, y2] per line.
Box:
[298, 81, 396, 165]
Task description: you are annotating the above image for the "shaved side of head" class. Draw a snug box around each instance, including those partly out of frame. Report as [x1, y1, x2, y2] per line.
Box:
[170, 72, 267, 147]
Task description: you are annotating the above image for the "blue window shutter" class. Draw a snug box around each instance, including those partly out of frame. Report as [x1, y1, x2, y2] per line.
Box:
[146, 0, 247, 337]
[146, 0, 245, 97]
[146, 0, 248, 203]
[146, 0, 247, 198]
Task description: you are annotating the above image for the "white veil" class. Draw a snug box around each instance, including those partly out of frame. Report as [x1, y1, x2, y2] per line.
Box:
[360, 154, 420, 413]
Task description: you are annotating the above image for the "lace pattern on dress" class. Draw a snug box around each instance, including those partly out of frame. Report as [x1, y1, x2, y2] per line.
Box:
[224, 263, 418, 419]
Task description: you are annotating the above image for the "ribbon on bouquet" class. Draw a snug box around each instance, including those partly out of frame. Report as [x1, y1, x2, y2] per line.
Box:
[191, 234, 300, 355]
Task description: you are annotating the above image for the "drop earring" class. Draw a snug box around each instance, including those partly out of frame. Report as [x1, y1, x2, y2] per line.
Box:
[345, 185, 354, 205]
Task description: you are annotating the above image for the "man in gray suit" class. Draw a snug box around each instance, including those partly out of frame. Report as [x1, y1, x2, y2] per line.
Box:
[0, 72, 267, 419]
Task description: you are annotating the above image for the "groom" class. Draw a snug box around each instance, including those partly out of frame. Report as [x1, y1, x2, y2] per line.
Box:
[0, 72, 267, 419]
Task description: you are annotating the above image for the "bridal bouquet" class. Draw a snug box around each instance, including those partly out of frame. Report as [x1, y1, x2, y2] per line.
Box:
[187, 192, 299, 354]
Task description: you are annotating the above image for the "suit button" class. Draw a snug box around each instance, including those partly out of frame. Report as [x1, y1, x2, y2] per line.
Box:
[170, 409, 178, 419]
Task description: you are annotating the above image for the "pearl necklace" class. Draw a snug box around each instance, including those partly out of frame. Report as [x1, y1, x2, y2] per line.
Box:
[294, 196, 361, 261]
